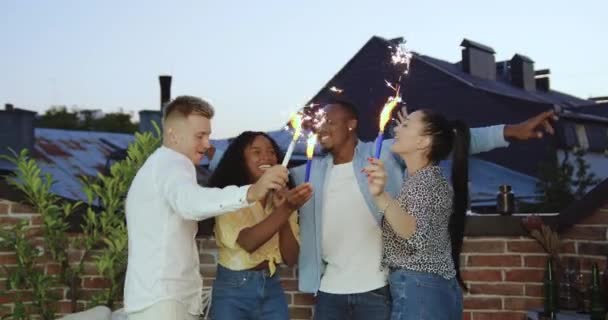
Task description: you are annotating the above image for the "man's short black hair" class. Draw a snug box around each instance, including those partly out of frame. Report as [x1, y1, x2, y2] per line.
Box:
[325, 97, 359, 121]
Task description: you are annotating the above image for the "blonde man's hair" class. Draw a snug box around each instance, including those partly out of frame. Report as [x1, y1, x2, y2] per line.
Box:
[163, 95, 215, 124]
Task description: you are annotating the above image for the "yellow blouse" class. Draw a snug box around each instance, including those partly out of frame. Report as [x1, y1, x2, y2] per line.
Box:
[214, 201, 299, 275]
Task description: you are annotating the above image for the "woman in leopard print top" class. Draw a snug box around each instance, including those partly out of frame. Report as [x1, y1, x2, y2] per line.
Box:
[381, 165, 456, 279]
[363, 109, 469, 320]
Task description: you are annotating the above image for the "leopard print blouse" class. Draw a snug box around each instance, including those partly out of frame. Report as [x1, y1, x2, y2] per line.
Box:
[381, 165, 457, 279]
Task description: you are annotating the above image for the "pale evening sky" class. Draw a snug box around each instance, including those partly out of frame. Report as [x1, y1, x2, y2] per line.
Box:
[1, 0, 606, 138]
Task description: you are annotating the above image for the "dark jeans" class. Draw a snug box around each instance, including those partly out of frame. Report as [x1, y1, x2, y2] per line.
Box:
[389, 269, 463, 320]
[314, 286, 391, 320]
[210, 265, 288, 320]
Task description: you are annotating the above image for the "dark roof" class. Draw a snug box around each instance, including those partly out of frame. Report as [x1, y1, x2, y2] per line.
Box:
[573, 102, 608, 118]
[415, 54, 592, 108]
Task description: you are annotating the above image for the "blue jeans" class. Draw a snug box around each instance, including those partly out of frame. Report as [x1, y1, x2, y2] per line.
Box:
[210, 265, 289, 320]
[314, 286, 391, 320]
[388, 269, 463, 320]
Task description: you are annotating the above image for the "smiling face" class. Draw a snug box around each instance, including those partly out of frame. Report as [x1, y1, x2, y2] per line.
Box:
[168, 113, 212, 165]
[243, 134, 279, 183]
[318, 103, 357, 153]
[390, 110, 431, 157]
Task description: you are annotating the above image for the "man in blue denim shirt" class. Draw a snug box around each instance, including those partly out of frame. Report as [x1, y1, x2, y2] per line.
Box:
[290, 100, 556, 320]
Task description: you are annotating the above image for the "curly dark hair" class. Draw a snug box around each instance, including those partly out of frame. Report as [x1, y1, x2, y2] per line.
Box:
[208, 131, 294, 189]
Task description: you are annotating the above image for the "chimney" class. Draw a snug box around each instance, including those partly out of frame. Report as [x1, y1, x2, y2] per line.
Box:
[460, 39, 496, 80]
[159, 75, 172, 112]
[0, 104, 36, 167]
[510, 54, 535, 91]
[534, 69, 550, 92]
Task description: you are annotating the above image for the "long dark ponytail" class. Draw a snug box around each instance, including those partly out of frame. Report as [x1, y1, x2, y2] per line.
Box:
[420, 110, 470, 289]
[448, 120, 470, 289]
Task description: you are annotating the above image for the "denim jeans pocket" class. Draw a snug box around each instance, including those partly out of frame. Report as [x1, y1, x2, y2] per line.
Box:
[414, 274, 450, 290]
[214, 270, 249, 289]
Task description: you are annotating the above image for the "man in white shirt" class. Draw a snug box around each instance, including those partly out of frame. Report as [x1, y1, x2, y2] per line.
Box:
[124, 96, 289, 320]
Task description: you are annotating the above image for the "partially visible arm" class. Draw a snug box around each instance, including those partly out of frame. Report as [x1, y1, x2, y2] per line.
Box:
[279, 213, 299, 266]
[157, 158, 250, 221]
[375, 182, 438, 253]
[238, 183, 311, 255]
[237, 206, 292, 253]
[470, 125, 509, 154]
[375, 192, 416, 240]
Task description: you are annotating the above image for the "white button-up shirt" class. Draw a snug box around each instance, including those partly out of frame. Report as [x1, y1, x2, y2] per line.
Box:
[124, 146, 250, 315]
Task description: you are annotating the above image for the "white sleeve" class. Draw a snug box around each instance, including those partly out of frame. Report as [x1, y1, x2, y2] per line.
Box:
[156, 158, 251, 221]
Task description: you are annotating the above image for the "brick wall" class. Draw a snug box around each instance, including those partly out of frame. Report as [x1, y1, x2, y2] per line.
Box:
[0, 199, 114, 318]
[0, 198, 315, 319]
[461, 203, 608, 320]
[2, 197, 608, 319]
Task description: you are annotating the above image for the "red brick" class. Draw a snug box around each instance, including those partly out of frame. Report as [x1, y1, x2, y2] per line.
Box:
[82, 277, 111, 289]
[471, 311, 526, 320]
[579, 211, 608, 224]
[0, 216, 28, 225]
[66, 288, 104, 301]
[507, 240, 545, 253]
[0, 203, 9, 214]
[30, 215, 44, 226]
[469, 283, 524, 296]
[503, 297, 543, 311]
[579, 256, 607, 272]
[463, 297, 502, 310]
[82, 263, 100, 276]
[0, 253, 17, 265]
[201, 239, 218, 250]
[0, 266, 17, 277]
[578, 242, 608, 256]
[67, 249, 84, 262]
[461, 270, 503, 282]
[280, 279, 299, 291]
[0, 305, 12, 318]
[203, 278, 215, 287]
[278, 266, 295, 278]
[199, 253, 216, 264]
[288, 307, 312, 319]
[524, 284, 543, 297]
[200, 266, 217, 277]
[563, 226, 607, 241]
[25, 226, 42, 238]
[10, 203, 36, 214]
[467, 255, 522, 267]
[463, 312, 472, 320]
[0, 294, 12, 304]
[52, 301, 85, 315]
[560, 241, 576, 254]
[293, 293, 315, 306]
[504, 269, 544, 282]
[45, 263, 63, 275]
[524, 255, 549, 268]
[462, 240, 506, 253]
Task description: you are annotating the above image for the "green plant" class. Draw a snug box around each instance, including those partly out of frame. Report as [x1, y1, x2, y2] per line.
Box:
[524, 149, 601, 212]
[0, 220, 56, 320]
[1, 149, 84, 316]
[0, 122, 161, 316]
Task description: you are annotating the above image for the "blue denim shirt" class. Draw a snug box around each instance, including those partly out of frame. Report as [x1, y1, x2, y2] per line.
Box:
[290, 125, 509, 293]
